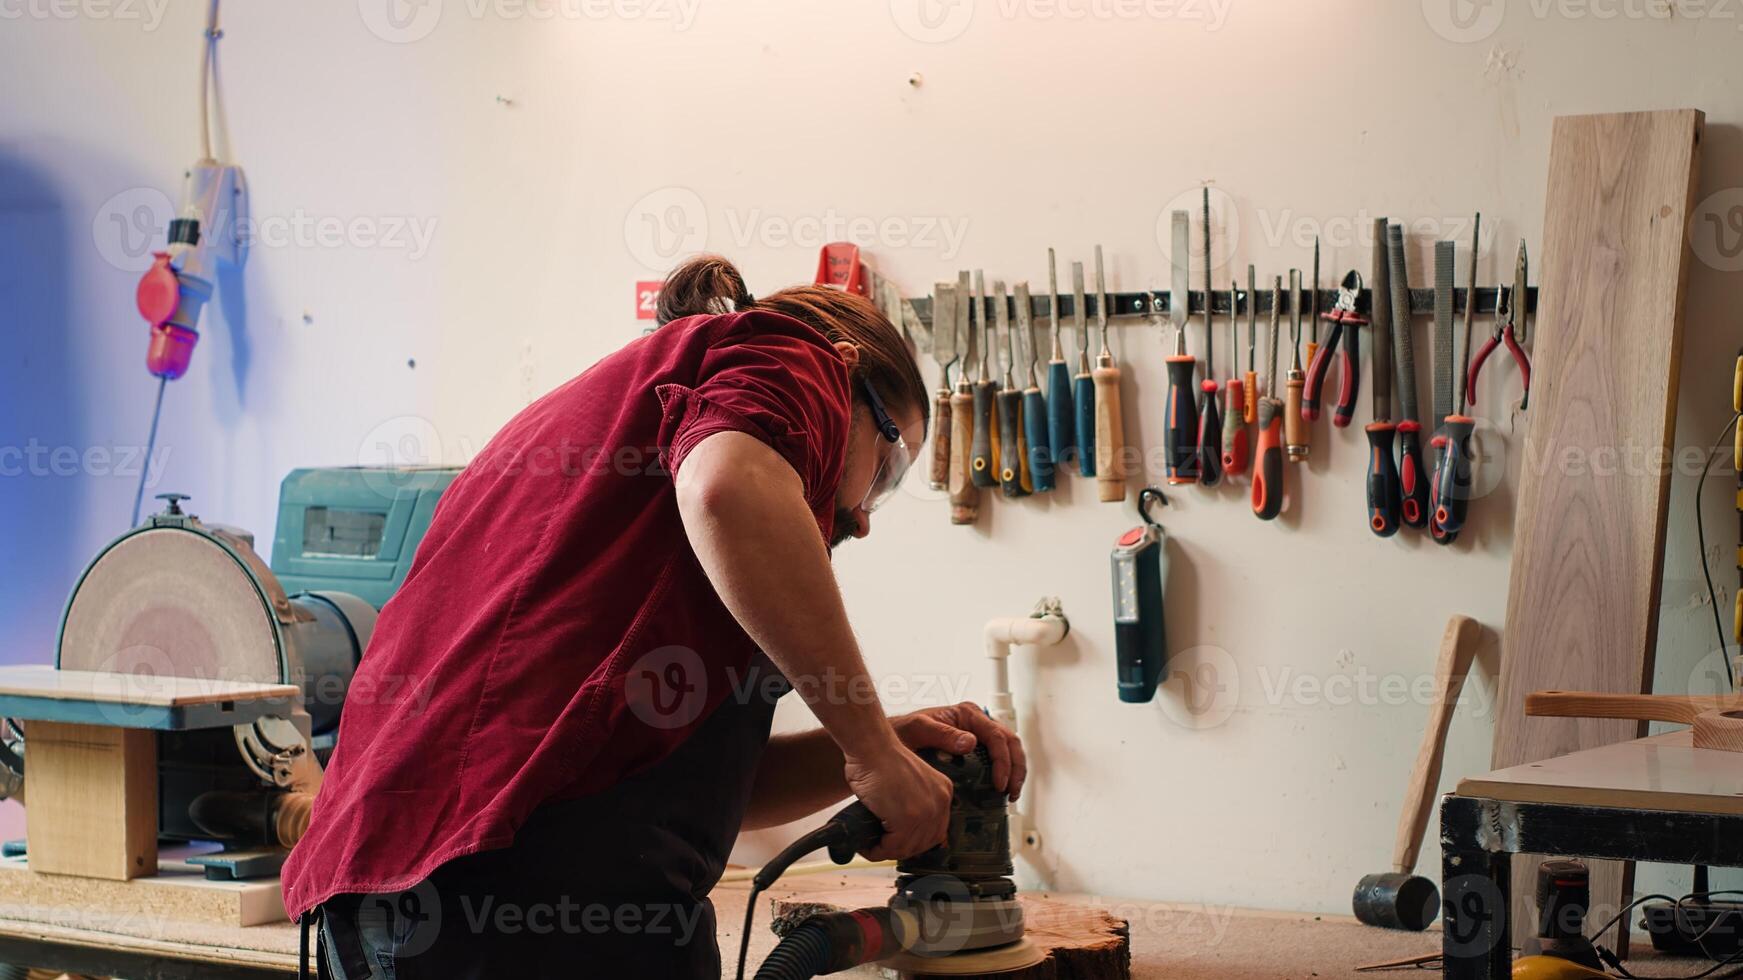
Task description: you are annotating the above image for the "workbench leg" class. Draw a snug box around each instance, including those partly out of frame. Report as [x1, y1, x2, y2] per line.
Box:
[1442, 843, 1510, 979]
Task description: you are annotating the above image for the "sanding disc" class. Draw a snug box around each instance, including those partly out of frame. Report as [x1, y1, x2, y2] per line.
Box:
[879, 937, 1045, 975]
[59, 527, 285, 685]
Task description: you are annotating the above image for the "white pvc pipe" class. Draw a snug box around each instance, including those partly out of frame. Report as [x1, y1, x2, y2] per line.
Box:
[983, 599, 1068, 861]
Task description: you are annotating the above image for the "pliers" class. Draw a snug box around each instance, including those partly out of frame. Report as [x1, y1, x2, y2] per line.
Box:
[1466, 240, 1532, 412]
[1303, 270, 1365, 428]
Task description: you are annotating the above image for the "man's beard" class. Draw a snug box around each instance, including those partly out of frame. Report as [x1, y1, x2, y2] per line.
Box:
[829, 507, 859, 549]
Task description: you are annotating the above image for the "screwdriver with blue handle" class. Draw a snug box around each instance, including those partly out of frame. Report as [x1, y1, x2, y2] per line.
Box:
[1018, 281, 1053, 492]
[1043, 248, 1076, 477]
[1072, 260, 1096, 478]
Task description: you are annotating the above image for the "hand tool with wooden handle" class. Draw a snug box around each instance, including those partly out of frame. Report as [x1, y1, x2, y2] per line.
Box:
[1018, 281, 1053, 492]
[1429, 240, 1459, 546]
[994, 280, 1027, 498]
[948, 272, 979, 524]
[1284, 269, 1309, 462]
[1164, 211, 1199, 485]
[1244, 263, 1258, 424]
[1353, 614, 1483, 931]
[1365, 218, 1401, 537]
[1435, 215, 1481, 537]
[1092, 245, 1126, 502]
[1072, 260, 1097, 478]
[1044, 248, 1076, 474]
[1252, 275, 1285, 521]
[1221, 281, 1249, 476]
[1196, 189, 1224, 486]
[970, 271, 998, 489]
[927, 281, 958, 492]
[1386, 223, 1429, 528]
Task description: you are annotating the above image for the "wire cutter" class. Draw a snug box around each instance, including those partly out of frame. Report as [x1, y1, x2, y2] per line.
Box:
[1303, 270, 1366, 428]
[1467, 240, 1532, 412]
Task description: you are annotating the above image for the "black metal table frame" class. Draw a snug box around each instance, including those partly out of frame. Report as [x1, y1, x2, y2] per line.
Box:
[0, 932, 291, 979]
[1440, 793, 1743, 978]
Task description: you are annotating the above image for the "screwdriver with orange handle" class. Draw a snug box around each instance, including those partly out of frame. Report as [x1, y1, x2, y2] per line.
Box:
[1252, 275, 1286, 521]
[1244, 264, 1258, 424]
[1284, 269, 1309, 462]
[947, 271, 980, 525]
[1221, 280, 1249, 477]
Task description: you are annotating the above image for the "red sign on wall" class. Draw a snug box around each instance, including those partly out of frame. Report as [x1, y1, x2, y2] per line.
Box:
[635, 281, 662, 320]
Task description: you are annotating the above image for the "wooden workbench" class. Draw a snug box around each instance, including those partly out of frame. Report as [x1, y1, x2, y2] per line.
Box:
[0, 867, 1716, 978]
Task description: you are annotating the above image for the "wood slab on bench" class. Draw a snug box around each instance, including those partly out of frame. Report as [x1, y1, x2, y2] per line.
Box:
[0, 665, 299, 730]
[762, 872, 1130, 979]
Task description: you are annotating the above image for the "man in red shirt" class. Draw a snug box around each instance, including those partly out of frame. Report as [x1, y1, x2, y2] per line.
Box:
[284, 255, 1026, 978]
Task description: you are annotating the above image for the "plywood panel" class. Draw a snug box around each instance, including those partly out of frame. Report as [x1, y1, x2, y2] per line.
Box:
[1492, 108, 1705, 952]
[1461, 732, 1743, 814]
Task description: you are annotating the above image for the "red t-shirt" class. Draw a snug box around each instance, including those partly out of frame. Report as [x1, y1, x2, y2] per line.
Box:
[281, 310, 851, 918]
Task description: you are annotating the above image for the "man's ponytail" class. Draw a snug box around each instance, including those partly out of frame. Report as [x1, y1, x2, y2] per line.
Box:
[656, 255, 757, 324]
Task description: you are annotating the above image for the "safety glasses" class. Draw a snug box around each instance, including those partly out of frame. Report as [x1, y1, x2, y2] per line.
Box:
[858, 379, 916, 514]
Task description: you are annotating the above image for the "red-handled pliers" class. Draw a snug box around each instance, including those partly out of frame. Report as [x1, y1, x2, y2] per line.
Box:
[1466, 240, 1532, 412]
[1303, 270, 1365, 427]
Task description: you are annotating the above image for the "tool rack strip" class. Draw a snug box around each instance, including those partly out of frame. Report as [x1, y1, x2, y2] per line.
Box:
[907, 287, 1539, 326]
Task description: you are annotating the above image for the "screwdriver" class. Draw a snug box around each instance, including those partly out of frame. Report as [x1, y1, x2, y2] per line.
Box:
[1364, 220, 1401, 537]
[1387, 223, 1430, 529]
[1195, 189, 1224, 487]
[1072, 260, 1097, 478]
[1018, 281, 1053, 492]
[1244, 264, 1258, 424]
[948, 271, 979, 525]
[1221, 280, 1249, 477]
[1434, 214, 1481, 537]
[1428, 240, 1458, 545]
[1044, 248, 1076, 475]
[1092, 246, 1127, 502]
[970, 271, 998, 489]
[1284, 269, 1309, 462]
[1305, 238, 1320, 370]
[994, 281, 1027, 498]
[1164, 211, 1199, 485]
[1252, 275, 1285, 521]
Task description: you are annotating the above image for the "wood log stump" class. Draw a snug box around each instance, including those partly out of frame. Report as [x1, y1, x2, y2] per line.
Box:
[765, 874, 1130, 979]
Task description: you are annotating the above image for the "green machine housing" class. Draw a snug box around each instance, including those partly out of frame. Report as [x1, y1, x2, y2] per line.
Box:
[271, 466, 460, 607]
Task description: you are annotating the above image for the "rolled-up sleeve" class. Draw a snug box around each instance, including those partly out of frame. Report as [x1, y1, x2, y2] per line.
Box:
[655, 311, 851, 506]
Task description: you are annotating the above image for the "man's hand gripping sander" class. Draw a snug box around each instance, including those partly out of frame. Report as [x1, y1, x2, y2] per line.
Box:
[736, 745, 1025, 980]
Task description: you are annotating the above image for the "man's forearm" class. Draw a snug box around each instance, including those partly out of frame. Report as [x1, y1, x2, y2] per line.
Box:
[674, 432, 902, 762]
[743, 729, 849, 831]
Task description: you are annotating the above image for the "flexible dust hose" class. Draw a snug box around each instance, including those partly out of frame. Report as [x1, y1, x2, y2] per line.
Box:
[754, 907, 911, 980]
[735, 804, 885, 980]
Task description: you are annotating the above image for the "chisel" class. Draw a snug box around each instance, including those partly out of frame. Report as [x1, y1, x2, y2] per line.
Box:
[1196, 189, 1224, 487]
[1221, 280, 1249, 477]
[1284, 269, 1309, 462]
[971, 271, 999, 489]
[1245, 264, 1258, 424]
[1386, 224, 1429, 529]
[1018, 281, 1054, 492]
[928, 281, 958, 493]
[994, 281, 1027, 498]
[1434, 214, 1481, 537]
[1252, 274, 1285, 521]
[1092, 245, 1126, 502]
[1072, 260, 1097, 478]
[1164, 211, 1199, 485]
[1365, 220, 1401, 537]
[1428, 240, 1458, 544]
[948, 270, 979, 525]
[1044, 248, 1076, 473]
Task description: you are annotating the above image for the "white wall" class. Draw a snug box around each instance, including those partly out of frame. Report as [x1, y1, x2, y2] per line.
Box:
[2, 0, 1741, 914]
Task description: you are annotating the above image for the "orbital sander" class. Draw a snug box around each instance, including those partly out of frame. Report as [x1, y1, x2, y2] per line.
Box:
[737, 744, 1034, 980]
